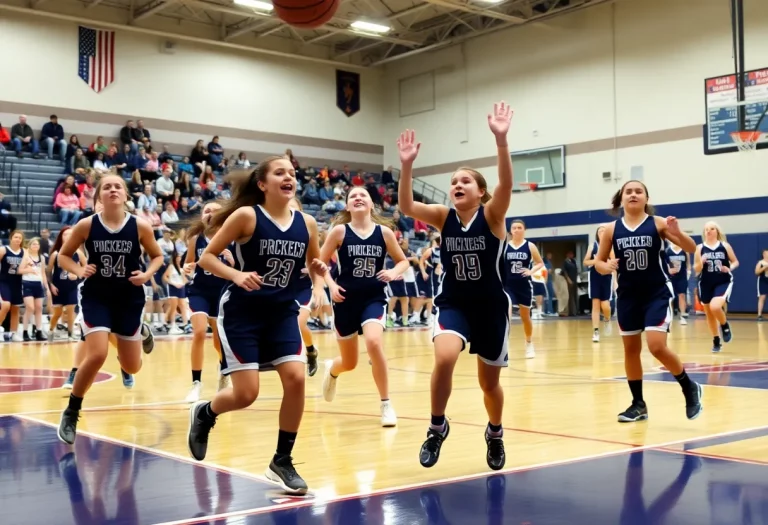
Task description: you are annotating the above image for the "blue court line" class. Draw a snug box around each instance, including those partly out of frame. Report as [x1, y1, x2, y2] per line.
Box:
[681, 427, 768, 451]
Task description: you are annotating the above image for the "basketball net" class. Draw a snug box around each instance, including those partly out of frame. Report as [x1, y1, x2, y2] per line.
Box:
[730, 130, 766, 152]
[519, 183, 538, 193]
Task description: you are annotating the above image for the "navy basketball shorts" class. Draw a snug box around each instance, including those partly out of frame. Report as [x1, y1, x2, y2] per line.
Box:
[504, 278, 533, 308]
[22, 281, 45, 300]
[532, 281, 547, 297]
[387, 280, 406, 298]
[432, 296, 511, 367]
[697, 279, 733, 305]
[52, 286, 78, 306]
[188, 286, 223, 318]
[296, 285, 312, 311]
[588, 273, 612, 302]
[80, 288, 146, 340]
[167, 284, 187, 299]
[217, 291, 305, 374]
[670, 274, 688, 296]
[616, 283, 673, 336]
[759, 278, 768, 297]
[0, 280, 23, 306]
[332, 297, 388, 339]
[416, 273, 433, 299]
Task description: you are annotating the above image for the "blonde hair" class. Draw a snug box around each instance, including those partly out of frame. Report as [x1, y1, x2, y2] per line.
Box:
[330, 188, 395, 230]
[26, 236, 41, 250]
[703, 221, 727, 243]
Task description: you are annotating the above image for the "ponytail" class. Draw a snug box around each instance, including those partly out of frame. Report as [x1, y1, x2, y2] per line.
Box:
[608, 180, 655, 217]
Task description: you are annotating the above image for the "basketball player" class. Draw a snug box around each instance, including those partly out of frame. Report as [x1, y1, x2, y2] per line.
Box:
[504, 219, 543, 358]
[56, 174, 164, 444]
[289, 197, 319, 377]
[319, 186, 409, 427]
[419, 234, 442, 325]
[19, 237, 49, 341]
[186, 156, 327, 495]
[47, 226, 85, 341]
[0, 231, 25, 342]
[184, 201, 235, 402]
[584, 225, 614, 342]
[756, 249, 768, 321]
[666, 241, 691, 325]
[694, 222, 738, 353]
[594, 180, 702, 423]
[397, 101, 513, 471]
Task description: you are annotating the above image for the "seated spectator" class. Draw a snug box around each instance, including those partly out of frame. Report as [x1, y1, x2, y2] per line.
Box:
[392, 210, 412, 236]
[316, 166, 329, 184]
[145, 151, 160, 174]
[55, 185, 82, 225]
[64, 135, 81, 167]
[136, 119, 151, 145]
[0, 193, 17, 236]
[40, 114, 66, 161]
[365, 176, 382, 205]
[161, 158, 176, 175]
[382, 186, 398, 210]
[120, 119, 141, 153]
[176, 171, 192, 198]
[301, 179, 322, 206]
[207, 136, 224, 169]
[137, 184, 158, 213]
[128, 170, 144, 205]
[381, 166, 395, 186]
[11, 115, 39, 158]
[105, 144, 119, 166]
[87, 136, 109, 162]
[199, 165, 216, 189]
[188, 187, 204, 212]
[53, 174, 80, 209]
[319, 181, 334, 203]
[158, 144, 173, 164]
[0, 123, 10, 151]
[170, 188, 182, 209]
[333, 181, 346, 199]
[351, 171, 364, 186]
[69, 148, 90, 176]
[161, 201, 179, 226]
[201, 179, 218, 201]
[137, 205, 163, 235]
[92, 152, 110, 172]
[155, 166, 175, 200]
[114, 143, 134, 177]
[413, 219, 429, 240]
[190, 140, 208, 176]
[234, 151, 250, 169]
[323, 194, 345, 214]
[78, 172, 96, 216]
[176, 197, 194, 220]
[178, 156, 194, 176]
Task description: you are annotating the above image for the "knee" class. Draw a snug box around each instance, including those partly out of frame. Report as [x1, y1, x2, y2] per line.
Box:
[478, 372, 500, 393]
[122, 359, 142, 375]
[281, 368, 305, 396]
[86, 347, 109, 366]
[364, 334, 383, 355]
[647, 339, 667, 357]
[234, 384, 259, 406]
[192, 329, 206, 344]
[341, 349, 359, 370]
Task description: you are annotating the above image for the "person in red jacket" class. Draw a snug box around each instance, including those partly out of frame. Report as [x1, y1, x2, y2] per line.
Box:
[0, 123, 11, 151]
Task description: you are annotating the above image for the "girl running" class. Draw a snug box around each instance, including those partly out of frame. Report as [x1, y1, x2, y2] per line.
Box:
[397, 102, 514, 471]
[594, 180, 702, 423]
[694, 222, 738, 352]
[0, 231, 25, 342]
[584, 225, 614, 342]
[319, 186, 409, 427]
[756, 249, 768, 321]
[186, 156, 327, 495]
[56, 174, 164, 444]
[162, 245, 190, 335]
[665, 241, 691, 325]
[20, 237, 49, 341]
[47, 226, 85, 341]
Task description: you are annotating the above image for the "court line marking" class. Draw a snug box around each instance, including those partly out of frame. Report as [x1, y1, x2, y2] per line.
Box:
[0, 372, 116, 397]
[152, 422, 768, 525]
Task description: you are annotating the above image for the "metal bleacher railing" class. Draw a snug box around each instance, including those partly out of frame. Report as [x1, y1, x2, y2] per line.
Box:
[390, 168, 449, 206]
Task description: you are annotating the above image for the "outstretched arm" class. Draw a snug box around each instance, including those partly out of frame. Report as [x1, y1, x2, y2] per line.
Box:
[483, 102, 514, 229]
[396, 130, 450, 230]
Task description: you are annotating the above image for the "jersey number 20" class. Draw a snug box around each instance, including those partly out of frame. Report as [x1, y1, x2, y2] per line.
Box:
[452, 254, 481, 280]
[624, 249, 648, 271]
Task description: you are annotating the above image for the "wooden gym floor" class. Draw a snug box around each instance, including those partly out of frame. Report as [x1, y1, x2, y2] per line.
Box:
[2, 316, 768, 524]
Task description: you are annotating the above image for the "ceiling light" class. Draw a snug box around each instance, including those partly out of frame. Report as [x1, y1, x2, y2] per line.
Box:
[234, 0, 274, 11]
[350, 21, 391, 33]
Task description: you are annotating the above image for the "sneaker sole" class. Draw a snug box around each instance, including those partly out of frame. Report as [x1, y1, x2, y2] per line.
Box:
[617, 414, 649, 423]
[264, 467, 308, 495]
[688, 383, 704, 421]
[56, 412, 75, 445]
[187, 401, 208, 461]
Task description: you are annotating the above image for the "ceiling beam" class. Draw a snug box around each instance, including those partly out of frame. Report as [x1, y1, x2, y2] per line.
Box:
[133, 0, 178, 22]
[419, 0, 526, 23]
[86, 0, 108, 8]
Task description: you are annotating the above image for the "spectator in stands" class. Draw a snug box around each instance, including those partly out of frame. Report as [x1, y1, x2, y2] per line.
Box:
[92, 151, 108, 172]
[301, 179, 322, 206]
[161, 201, 178, 226]
[323, 194, 345, 214]
[135, 147, 156, 181]
[128, 171, 144, 205]
[170, 188, 182, 209]
[114, 143, 133, 177]
[120, 120, 142, 153]
[0, 193, 17, 236]
[176, 197, 194, 220]
[382, 187, 397, 210]
[63, 135, 81, 167]
[155, 166, 175, 200]
[351, 171, 364, 186]
[381, 166, 395, 186]
[365, 176, 382, 206]
[190, 140, 207, 175]
[136, 120, 151, 144]
[145, 151, 160, 174]
[413, 219, 429, 240]
[199, 165, 215, 188]
[234, 151, 250, 169]
[53, 174, 79, 204]
[78, 172, 96, 217]
[0, 123, 10, 151]
[176, 171, 192, 198]
[207, 136, 224, 170]
[11, 115, 39, 158]
[156, 144, 171, 164]
[286, 148, 300, 169]
[178, 156, 194, 177]
[392, 210, 411, 235]
[87, 136, 108, 162]
[137, 184, 158, 213]
[55, 185, 82, 225]
[319, 181, 334, 203]
[69, 148, 90, 176]
[40, 115, 66, 161]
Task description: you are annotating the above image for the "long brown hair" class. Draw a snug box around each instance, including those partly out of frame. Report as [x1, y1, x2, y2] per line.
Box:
[609, 180, 655, 217]
[207, 156, 286, 233]
[186, 200, 225, 239]
[454, 167, 491, 204]
[330, 187, 395, 230]
[50, 226, 72, 255]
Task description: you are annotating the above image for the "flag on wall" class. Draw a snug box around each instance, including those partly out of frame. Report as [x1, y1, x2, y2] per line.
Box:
[78, 26, 115, 93]
[336, 70, 360, 117]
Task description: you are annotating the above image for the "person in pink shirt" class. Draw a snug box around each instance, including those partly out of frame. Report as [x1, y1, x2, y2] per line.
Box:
[55, 185, 82, 225]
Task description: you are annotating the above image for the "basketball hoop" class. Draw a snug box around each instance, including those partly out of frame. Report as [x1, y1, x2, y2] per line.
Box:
[730, 130, 765, 152]
[519, 183, 538, 192]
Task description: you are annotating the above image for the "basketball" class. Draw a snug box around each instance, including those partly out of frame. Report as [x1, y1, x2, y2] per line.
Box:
[273, 0, 339, 29]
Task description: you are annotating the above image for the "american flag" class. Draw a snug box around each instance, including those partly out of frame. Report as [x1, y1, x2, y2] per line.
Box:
[78, 26, 115, 93]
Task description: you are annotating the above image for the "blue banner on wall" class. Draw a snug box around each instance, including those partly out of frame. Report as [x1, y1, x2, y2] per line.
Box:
[336, 69, 360, 117]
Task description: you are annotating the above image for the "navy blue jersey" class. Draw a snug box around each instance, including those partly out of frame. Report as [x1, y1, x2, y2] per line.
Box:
[505, 240, 532, 282]
[0, 247, 24, 282]
[435, 207, 506, 303]
[82, 213, 144, 298]
[190, 235, 230, 293]
[611, 215, 669, 294]
[699, 242, 731, 285]
[52, 252, 80, 290]
[665, 246, 688, 277]
[428, 246, 441, 273]
[230, 205, 308, 304]
[335, 224, 387, 299]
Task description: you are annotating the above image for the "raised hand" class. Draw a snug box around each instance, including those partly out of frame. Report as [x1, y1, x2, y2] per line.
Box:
[488, 101, 513, 139]
[665, 216, 681, 235]
[397, 129, 421, 165]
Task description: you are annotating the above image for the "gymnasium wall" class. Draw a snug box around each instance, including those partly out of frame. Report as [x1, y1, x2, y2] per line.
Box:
[0, 11, 384, 170]
[381, 0, 768, 236]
